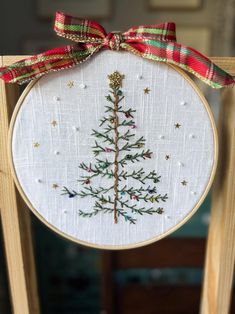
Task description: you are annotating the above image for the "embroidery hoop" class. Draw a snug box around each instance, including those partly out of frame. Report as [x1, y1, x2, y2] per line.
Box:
[8, 63, 218, 250]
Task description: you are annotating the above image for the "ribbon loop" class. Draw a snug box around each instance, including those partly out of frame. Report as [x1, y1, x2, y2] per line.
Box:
[54, 11, 106, 43]
[104, 32, 123, 51]
[0, 11, 234, 88]
[124, 22, 177, 42]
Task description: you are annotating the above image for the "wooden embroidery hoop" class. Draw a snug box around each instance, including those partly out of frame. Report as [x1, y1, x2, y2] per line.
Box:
[7, 63, 218, 250]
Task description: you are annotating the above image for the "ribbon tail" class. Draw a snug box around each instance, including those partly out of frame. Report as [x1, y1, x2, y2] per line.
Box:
[122, 41, 235, 89]
[0, 44, 101, 84]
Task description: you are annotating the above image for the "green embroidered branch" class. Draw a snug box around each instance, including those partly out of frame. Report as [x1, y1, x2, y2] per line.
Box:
[62, 187, 78, 198]
[119, 119, 135, 127]
[119, 149, 153, 166]
[119, 169, 160, 186]
[105, 96, 114, 104]
[105, 93, 124, 105]
[78, 201, 114, 217]
[104, 124, 115, 134]
[78, 161, 160, 186]
[132, 207, 164, 215]
[116, 198, 153, 213]
[79, 202, 136, 224]
[99, 114, 117, 127]
[77, 164, 114, 184]
[78, 205, 161, 223]
[79, 192, 114, 206]
[73, 183, 166, 218]
[141, 170, 161, 184]
[78, 158, 113, 172]
[62, 185, 167, 220]
[62, 185, 115, 199]
[78, 171, 113, 184]
[119, 108, 136, 118]
[118, 129, 135, 141]
[83, 185, 114, 195]
[119, 168, 145, 183]
[79, 201, 136, 224]
[114, 196, 164, 216]
[91, 129, 115, 144]
[127, 192, 168, 203]
[117, 208, 136, 224]
[62, 186, 114, 202]
[78, 161, 160, 184]
[119, 136, 145, 152]
[119, 185, 147, 195]
[104, 103, 122, 113]
[92, 140, 110, 156]
[63, 184, 167, 203]
[95, 158, 112, 169]
[119, 185, 168, 203]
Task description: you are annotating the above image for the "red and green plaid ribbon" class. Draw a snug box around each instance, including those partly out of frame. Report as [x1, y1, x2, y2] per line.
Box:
[0, 11, 234, 88]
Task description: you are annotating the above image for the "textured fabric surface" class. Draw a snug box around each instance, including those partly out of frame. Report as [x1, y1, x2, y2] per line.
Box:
[11, 51, 215, 247]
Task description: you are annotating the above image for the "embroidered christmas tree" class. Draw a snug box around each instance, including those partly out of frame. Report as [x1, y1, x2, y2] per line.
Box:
[62, 71, 168, 224]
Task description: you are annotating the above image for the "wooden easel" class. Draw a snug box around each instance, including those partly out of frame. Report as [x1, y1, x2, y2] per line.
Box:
[0, 56, 234, 314]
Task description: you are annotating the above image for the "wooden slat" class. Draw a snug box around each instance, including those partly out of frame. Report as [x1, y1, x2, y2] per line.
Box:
[211, 57, 235, 76]
[2, 56, 30, 66]
[111, 238, 205, 269]
[0, 56, 40, 314]
[200, 87, 235, 314]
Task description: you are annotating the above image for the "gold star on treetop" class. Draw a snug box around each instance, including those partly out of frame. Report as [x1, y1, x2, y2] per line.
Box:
[181, 180, 187, 186]
[165, 155, 170, 160]
[51, 120, 57, 127]
[67, 81, 74, 88]
[108, 71, 125, 89]
[33, 142, 40, 148]
[52, 183, 59, 189]
[175, 123, 181, 129]
[144, 87, 150, 94]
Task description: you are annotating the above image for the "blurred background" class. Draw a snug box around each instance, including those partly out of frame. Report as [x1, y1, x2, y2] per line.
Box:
[0, 0, 235, 313]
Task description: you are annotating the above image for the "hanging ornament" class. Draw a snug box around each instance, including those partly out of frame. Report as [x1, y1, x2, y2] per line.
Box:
[5, 12, 220, 249]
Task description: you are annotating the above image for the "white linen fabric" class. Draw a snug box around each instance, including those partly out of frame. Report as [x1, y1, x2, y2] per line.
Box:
[11, 51, 215, 248]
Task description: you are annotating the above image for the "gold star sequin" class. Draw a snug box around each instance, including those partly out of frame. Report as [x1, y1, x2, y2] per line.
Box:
[165, 155, 170, 160]
[175, 123, 181, 129]
[33, 142, 40, 148]
[144, 87, 150, 94]
[67, 81, 74, 88]
[108, 71, 125, 89]
[52, 183, 59, 189]
[51, 120, 57, 127]
[181, 180, 187, 186]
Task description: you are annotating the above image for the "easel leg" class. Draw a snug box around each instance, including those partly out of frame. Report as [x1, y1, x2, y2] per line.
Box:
[0, 56, 40, 314]
[200, 88, 235, 314]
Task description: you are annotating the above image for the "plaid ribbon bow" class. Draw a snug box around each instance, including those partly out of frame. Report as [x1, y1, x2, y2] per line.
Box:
[0, 11, 234, 88]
